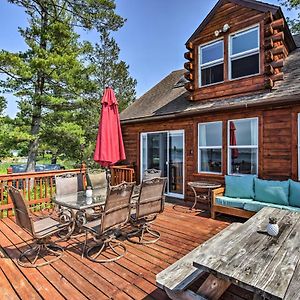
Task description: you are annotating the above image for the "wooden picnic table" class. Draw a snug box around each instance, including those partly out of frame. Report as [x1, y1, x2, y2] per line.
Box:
[193, 207, 300, 300]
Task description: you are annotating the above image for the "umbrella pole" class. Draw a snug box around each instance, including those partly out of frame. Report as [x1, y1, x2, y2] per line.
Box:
[105, 167, 112, 186]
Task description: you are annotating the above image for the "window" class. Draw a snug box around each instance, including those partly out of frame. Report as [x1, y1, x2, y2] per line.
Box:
[199, 40, 224, 86]
[229, 26, 260, 79]
[228, 118, 258, 175]
[198, 121, 222, 173]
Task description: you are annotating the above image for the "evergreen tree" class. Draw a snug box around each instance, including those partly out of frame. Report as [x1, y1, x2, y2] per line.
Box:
[0, 97, 20, 158]
[90, 30, 137, 111]
[0, 97, 6, 116]
[77, 30, 137, 166]
[0, 0, 125, 171]
[282, 0, 300, 33]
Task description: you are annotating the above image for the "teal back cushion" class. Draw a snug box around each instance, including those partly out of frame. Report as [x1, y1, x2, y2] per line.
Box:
[289, 179, 300, 207]
[254, 178, 289, 206]
[224, 175, 255, 199]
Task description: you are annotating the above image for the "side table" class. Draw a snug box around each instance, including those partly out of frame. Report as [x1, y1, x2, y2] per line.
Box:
[187, 181, 222, 211]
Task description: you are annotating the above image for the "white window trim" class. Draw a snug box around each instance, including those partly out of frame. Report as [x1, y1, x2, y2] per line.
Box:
[298, 114, 300, 180]
[227, 117, 259, 175]
[198, 121, 222, 174]
[228, 24, 260, 80]
[199, 39, 224, 87]
[140, 130, 185, 199]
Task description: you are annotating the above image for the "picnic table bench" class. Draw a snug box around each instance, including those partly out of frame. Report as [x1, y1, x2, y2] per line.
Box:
[157, 207, 300, 300]
[156, 223, 241, 299]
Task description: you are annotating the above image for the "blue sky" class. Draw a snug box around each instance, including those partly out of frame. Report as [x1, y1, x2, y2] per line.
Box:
[0, 0, 297, 117]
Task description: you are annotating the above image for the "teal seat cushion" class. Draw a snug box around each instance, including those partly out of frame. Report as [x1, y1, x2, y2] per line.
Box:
[216, 196, 253, 209]
[224, 175, 255, 199]
[244, 200, 300, 213]
[254, 178, 289, 206]
[289, 179, 300, 207]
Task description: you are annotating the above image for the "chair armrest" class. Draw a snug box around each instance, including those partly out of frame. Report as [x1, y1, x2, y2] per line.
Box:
[211, 187, 225, 206]
[29, 206, 55, 219]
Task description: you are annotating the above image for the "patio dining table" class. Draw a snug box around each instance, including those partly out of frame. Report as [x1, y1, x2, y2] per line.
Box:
[53, 189, 106, 235]
[192, 207, 300, 300]
[52, 187, 139, 236]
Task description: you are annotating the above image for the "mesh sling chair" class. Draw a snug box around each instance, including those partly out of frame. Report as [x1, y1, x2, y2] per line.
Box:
[55, 172, 84, 196]
[143, 169, 162, 180]
[54, 172, 86, 229]
[86, 169, 111, 199]
[133, 169, 162, 197]
[86, 169, 110, 190]
[8, 186, 70, 268]
[82, 181, 135, 263]
[128, 177, 167, 244]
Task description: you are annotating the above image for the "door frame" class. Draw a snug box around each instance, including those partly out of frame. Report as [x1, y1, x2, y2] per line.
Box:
[140, 129, 185, 199]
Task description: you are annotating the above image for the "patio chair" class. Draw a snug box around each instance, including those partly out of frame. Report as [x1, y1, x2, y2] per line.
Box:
[8, 186, 69, 268]
[54, 172, 86, 225]
[127, 177, 167, 244]
[55, 172, 84, 196]
[133, 168, 162, 197]
[143, 168, 162, 181]
[86, 169, 111, 189]
[82, 181, 135, 263]
[86, 169, 110, 199]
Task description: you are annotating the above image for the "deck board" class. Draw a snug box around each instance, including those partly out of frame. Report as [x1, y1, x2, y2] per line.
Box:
[0, 203, 253, 300]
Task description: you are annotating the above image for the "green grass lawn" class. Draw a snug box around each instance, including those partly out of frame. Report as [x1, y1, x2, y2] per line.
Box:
[0, 162, 12, 174]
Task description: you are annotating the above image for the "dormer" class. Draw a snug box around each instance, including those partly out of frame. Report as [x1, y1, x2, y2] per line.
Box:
[184, 0, 296, 101]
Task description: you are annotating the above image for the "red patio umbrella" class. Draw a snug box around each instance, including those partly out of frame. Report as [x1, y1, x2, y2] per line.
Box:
[230, 121, 239, 159]
[94, 87, 126, 167]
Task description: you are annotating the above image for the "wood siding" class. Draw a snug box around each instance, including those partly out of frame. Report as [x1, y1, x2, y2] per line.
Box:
[122, 104, 300, 201]
[184, 1, 289, 100]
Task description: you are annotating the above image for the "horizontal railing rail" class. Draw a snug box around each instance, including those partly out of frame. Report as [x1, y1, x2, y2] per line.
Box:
[0, 168, 86, 218]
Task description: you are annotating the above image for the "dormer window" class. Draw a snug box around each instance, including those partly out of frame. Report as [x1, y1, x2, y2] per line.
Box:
[229, 25, 260, 79]
[199, 40, 224, 86]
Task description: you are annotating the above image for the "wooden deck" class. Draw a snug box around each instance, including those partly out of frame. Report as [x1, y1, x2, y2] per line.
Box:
[0, 202, 253, 300]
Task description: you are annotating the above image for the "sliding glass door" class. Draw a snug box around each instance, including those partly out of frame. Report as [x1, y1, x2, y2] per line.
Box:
[140, 130, 184, 198]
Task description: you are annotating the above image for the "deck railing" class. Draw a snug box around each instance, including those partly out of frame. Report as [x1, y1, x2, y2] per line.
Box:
[110, 165, 135, 186]
[0, 168, 86, 218]
[0, 165, 135, 218]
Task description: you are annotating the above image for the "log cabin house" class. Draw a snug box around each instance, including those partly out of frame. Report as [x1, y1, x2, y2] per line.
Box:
[120, 0, 300, 204]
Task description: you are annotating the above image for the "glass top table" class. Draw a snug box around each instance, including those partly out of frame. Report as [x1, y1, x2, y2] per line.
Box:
[53, 189, 107, 210]
[52, 189, 108, 238]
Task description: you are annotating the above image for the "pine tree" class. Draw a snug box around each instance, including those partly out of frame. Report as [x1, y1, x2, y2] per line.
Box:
[282, 0, 300, 33]
[77, 30, 137, 165]
[90, 30, 137, 111]
[0, 0, 125, 171]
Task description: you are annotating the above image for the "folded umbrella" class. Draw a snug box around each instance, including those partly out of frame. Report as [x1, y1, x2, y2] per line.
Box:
[94, 87, 126, 167]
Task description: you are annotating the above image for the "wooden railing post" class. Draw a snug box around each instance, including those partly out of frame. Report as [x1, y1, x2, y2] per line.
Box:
[6, 167, 13, 217]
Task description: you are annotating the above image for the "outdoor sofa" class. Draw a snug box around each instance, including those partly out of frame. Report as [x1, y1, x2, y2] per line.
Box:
[211, 175, 300, 219]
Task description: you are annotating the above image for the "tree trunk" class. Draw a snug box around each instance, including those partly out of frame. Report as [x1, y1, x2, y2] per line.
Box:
[26, 114, 42, 171]
[51, 153, 57, 164]
[25, 5, 47, 172]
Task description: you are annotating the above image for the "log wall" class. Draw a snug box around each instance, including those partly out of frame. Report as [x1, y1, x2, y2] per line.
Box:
[122, 103, 300, 201]
[184, 1, 289, 100]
